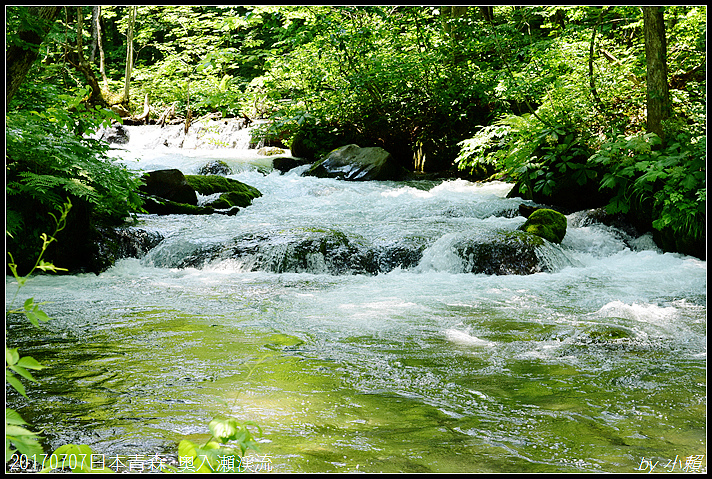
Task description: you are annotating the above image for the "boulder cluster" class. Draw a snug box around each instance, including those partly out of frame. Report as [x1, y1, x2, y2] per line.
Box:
[138, 168, 261, 216]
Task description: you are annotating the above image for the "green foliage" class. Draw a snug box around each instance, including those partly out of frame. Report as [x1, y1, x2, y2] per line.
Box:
[40, 444, 114, 473]
[6, 105, 143, 228]
[5, 407, 44, 461]
[178, 419, 263, 473]
[7, 85, 144, 271]
[243, 6, 500, 166]
[5, 204, 70, 462]
[589, 129, 705, 241]
[281, 115, 347, 160]
[456, 112, 596, 198]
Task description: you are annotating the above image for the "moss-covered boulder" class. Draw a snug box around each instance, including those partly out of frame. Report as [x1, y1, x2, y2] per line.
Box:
[140, 196, 226, 215]
[140, 169, 198, 205]
[139, 170, 261, 215]
[518, 208, 567, 244]
[184, 175, 262, 208]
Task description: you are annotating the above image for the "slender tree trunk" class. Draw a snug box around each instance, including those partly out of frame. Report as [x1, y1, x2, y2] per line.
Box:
[6, 6, 62, 104]
[642, 6, 671, 142]
[184, 78, 192, 134]
[72, 6, 105, 105]
[588, 8, 606, 114]
[89, 6, 99, 62]
[441, 6, 469, 65]
[122, 6, 137, 104]
[96, 6, 109, 87]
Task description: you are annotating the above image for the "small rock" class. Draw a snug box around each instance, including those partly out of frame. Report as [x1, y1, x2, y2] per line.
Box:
[257, 147, 286, 156]
[197, 160, 232, 176]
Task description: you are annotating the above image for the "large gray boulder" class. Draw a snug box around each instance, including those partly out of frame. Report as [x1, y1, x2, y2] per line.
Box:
[305, 144, 407, 181]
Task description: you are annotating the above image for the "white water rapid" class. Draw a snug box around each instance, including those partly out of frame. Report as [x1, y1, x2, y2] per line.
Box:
[6, 122, 706, 473]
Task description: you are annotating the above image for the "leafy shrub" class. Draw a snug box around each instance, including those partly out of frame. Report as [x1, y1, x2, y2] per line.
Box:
[589, 129, 706, 246]
[6, 101, 144, 273]
[456, 112, 597, 198]
[178, 418, 263, 472]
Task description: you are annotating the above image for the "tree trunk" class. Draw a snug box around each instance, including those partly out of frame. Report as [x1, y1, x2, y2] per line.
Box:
[441, 6, 469, 65]
[6, 6, 62, 105]
[184, 78, 192, 134]
[642, 6, 671, 143]
[89, 6, 99, 62]
[478, 6, 494, 23]
[134, 93, 150, 124]
[72, 6, 105, 105]
[96, 6, 109, 87]
[122, 6, 137, 105]
[588, 8, 606, 114]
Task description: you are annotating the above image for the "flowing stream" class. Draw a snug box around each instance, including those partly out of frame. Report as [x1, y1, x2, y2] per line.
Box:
[6, 122, 706, 473]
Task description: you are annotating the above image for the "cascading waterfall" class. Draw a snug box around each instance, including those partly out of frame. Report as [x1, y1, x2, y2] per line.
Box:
[5, 121, 706, 473]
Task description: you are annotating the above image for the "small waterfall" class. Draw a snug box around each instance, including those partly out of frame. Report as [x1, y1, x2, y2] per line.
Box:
[535, 240, 581, 271]
[122, 118, 257, 150]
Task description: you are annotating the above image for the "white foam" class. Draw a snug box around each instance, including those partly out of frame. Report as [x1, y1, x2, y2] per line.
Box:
[444, 329, 495, 347]
[593, 300, 679, 324]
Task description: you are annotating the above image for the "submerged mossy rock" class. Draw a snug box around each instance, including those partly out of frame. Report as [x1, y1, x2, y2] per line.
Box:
[154, 228, 426, 275]
[518, 208, 567, 244]
[305, 144, 408, 181]
[141, 196, 233, 215]
[92, 226, 165, 271]
[583, 325, 637, 343]
[170, 228, 376, 274]
[257, 146, 286, 156]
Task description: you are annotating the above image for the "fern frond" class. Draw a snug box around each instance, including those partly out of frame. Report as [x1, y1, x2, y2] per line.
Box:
[17, 172, 99, 204]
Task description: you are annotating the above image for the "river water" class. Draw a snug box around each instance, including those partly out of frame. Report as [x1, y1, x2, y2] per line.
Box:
[6, 123, 707, 473]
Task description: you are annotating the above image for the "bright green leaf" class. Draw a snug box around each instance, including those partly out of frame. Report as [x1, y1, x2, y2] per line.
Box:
[16, 356, 45, 370]
[6, 347, 20, 365]
[6, 372, 28, 398]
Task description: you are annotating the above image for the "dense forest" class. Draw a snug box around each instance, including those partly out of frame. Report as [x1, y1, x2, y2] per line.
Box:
[6, 5, 707, 270]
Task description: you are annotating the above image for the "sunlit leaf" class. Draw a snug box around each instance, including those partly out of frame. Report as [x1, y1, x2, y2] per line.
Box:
[209, 418, 239, 442]
[6, 372, 28, 398]
[17, 356, 45, 370]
